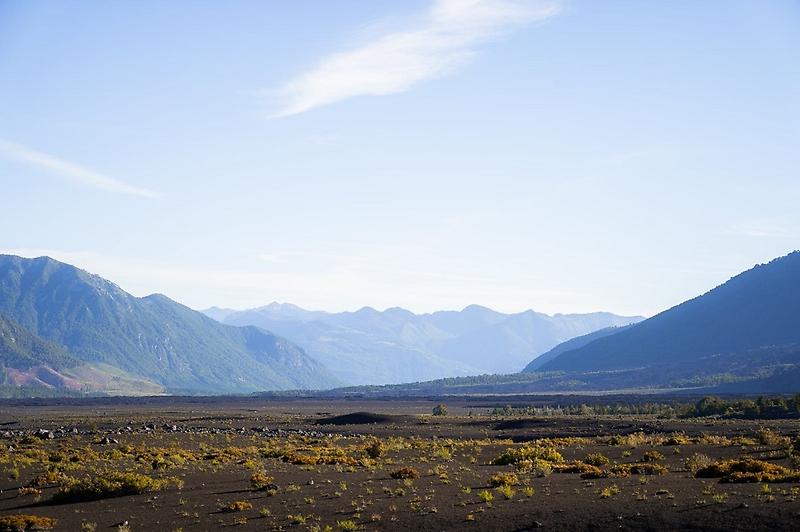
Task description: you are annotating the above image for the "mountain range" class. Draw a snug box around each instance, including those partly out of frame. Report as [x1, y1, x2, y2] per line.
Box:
[520, 251, 800, 390]
[3, 250, 799, 397]
[0, 255, 337, 395]
[202, 303, 642, 385]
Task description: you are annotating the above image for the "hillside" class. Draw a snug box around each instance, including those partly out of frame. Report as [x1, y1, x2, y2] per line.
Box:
[0, 313, 76, 370]
[522, 325, 634, 372]
[206, 303, 642, 385]
[0, 255, 337, 394]
[534, 252, 800, 380]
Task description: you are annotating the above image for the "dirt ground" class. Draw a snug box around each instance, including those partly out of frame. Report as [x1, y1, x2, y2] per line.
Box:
[0, 397, 798, 531]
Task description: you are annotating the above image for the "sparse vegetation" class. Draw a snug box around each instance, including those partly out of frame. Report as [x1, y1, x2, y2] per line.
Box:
[0, 514, 57, 531]
[695, 459, 800, 483]
[52, 470, 183, 503]
[3, 398, 798, 530]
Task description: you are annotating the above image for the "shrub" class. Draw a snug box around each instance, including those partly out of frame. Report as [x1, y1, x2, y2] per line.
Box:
[249, 471, 276, 491]
[607, 432, 649, 447]
[0, 514, 57, 531]
[337, 520, 358, 531]
[695, 459, 800, 483]
[221, 500, 253, 513]
[390, 467, 419, 480]
[598, 484, 620, 499]
[579, 465, 609, 479]
[555, 461, 598, 474]
[477, 490, 494, 503]
[622, 463, 668, 476]
[496, 485, 515, 500]
[516, 458, 553, 477]
[491, 443, 563, 466]
[488, 472, 518, 487]
[663, 433, 690, 446]
[52, 470, 182, 503]
[584, 453, 610, 466]
[641, 450, 665, 462]
[365, 440, 383, 459]
[685, 453, 714, 473]
[755, 428, 789, 446]
[287, 514, 307, 524]
[432, 404, 448, 416]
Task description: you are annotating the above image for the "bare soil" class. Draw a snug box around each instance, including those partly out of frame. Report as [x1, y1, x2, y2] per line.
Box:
[0, 397, 798, 531]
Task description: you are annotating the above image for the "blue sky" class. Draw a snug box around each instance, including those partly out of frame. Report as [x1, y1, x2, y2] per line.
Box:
[1, 0, 798, 316]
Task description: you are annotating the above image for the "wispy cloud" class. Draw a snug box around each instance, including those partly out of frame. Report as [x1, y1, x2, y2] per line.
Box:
[0, 139, 158, 198]
[267, 0, 560, 117]
[728, 219, 791, 238]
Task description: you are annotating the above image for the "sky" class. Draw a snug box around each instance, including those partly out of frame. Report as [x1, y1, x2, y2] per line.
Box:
[1, 0, 798, 317]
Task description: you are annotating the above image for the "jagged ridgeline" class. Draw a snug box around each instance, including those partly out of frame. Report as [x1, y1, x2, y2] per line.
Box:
[0, 255, 338, 395]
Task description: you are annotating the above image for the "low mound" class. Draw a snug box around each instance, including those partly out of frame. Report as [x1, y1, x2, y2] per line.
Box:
[316, 412, 411, 425]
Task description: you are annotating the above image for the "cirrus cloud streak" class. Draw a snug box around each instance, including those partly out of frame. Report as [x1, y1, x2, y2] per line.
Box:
[0, 139, 158, 198]
[268, 0, 560, 117]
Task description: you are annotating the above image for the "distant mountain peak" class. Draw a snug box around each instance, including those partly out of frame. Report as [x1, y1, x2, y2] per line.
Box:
[204, 299, 643, 383]
[0, 254, 338, 394]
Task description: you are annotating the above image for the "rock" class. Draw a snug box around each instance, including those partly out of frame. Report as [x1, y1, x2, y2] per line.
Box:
[33, 429, 53, 440]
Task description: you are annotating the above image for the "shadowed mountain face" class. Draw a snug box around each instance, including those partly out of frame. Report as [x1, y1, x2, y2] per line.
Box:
[205, 302, 642, 385]
[522, 325, 636, 372]
[533, 251, 800, 380]
[0, 255, 338, 394]
[0, 313, 76, 370]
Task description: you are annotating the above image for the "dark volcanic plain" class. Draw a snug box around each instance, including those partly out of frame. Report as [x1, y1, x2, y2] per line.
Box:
[0, 396, 798, 531]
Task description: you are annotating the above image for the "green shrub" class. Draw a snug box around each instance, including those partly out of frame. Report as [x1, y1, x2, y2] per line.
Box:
[432, 404, 448, 416]
[491, 443, 563, 466]
[584, 453, 610, 466]
[52, 470, 182, 503]
[488, 472, 518, 487]
[695, 459, 800, 483]
[477, 490, 494, 503]
[496, 484, 515, 500]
